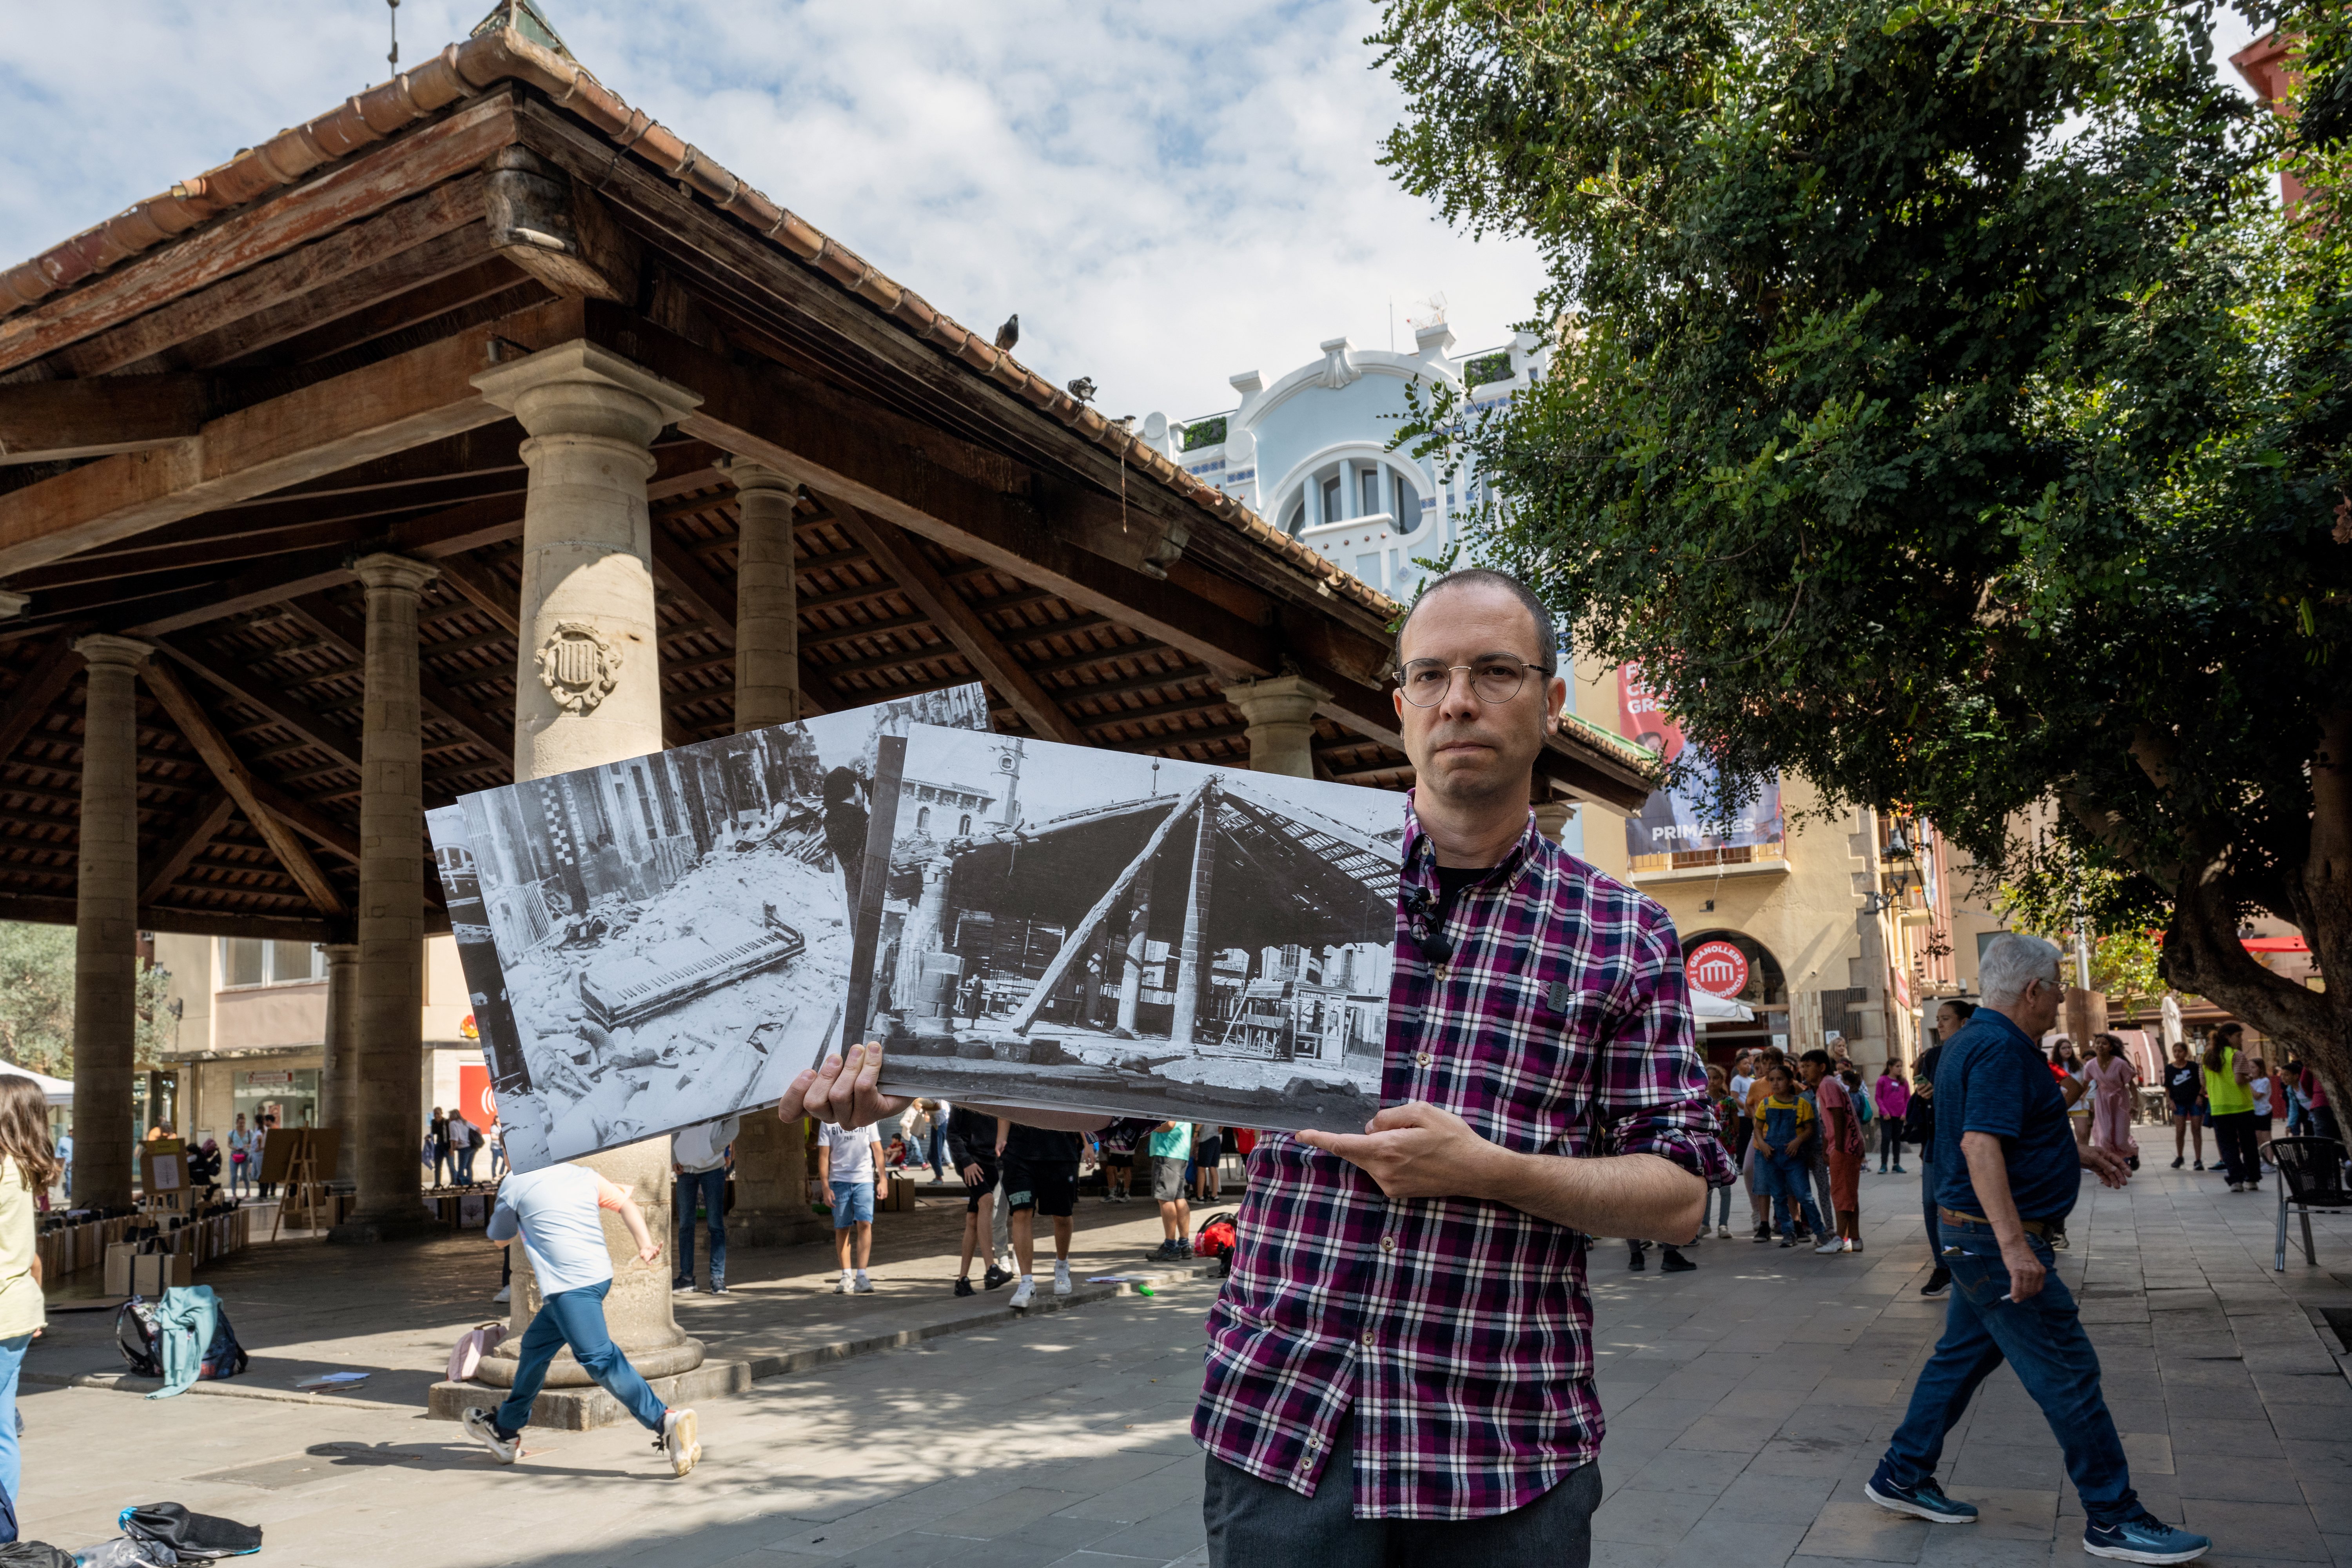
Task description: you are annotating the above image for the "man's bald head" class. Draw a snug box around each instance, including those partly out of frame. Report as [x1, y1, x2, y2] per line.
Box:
[1396, 569, 1557, 674]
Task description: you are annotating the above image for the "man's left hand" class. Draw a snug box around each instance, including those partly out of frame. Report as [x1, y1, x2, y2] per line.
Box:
[2081, 1145, 2132, 1190]
[1294, 1103, 1504, 1200]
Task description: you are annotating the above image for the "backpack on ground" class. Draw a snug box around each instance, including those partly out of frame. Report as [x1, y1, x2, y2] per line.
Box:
[198, 1299, 249, 1383]
[114, 1298, 162, 1378]
[118, 1504, 262, 1561]
[1194, 1210, 1238, 1277]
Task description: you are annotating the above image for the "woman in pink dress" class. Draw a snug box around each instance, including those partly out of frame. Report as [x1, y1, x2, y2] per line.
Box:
[2087, 1033, 2141, 1166]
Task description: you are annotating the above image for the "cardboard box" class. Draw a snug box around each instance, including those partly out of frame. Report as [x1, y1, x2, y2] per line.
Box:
[104, 1243, 193, 1297]
[884, 1174, 916, 1213]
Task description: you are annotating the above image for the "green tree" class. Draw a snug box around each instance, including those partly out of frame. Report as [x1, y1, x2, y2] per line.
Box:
[0, 920, 182, 1078]
[1380, 0, 2352, 1088]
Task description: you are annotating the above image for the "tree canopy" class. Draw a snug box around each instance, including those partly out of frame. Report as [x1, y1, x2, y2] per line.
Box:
[1379, 0, 2352, 1082]
[0, 921, 178, 1079]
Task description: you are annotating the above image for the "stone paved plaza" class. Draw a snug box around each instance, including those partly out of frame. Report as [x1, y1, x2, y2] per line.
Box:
[15, 1163, 2351, 1567]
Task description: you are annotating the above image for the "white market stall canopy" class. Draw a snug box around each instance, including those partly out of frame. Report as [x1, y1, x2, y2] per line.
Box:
[0, 1065, 72, 1105]
[1694, 990, 1757, 1023]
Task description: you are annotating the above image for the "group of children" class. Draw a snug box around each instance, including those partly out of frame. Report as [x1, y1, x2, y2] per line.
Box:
[1704, 1045, 1906, 1257]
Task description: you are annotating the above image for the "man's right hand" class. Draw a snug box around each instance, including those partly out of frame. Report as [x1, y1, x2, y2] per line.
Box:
[775, 1043, 911, 1129]
[2002, 1238, 2046, 1302]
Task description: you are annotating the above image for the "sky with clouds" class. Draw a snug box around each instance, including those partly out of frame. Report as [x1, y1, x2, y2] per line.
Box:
[0, 0, 1550, 425]
[0, 3, 2265, 426]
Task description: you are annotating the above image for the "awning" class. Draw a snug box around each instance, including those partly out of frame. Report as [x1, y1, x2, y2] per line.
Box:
[0, 1064, 71, 1105]
[1693, 990, 1757, 1023]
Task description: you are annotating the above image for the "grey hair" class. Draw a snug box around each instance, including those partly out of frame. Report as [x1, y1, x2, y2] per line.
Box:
[1978, 934, 2062, 1007]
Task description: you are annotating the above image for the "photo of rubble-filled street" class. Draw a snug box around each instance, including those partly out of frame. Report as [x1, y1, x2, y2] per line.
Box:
[866, 723, 1403, 1132]
[441, 687, 990, 1170]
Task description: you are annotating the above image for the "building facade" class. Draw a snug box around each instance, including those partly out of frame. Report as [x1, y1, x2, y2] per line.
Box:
[152, 932, 480, 1155]
[1140, 315, 1547, 604]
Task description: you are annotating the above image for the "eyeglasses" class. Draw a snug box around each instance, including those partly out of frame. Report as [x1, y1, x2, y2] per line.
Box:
[1397, 658, 1548, 707]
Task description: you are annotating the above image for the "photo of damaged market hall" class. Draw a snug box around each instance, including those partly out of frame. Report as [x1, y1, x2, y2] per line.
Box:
[869, 724, 1402, 1133]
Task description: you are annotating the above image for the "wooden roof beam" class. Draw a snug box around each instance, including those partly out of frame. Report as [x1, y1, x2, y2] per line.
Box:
[280, 592, 512, 772]
[152, 634, 364, 774]
[0, 377, 208, 465]
[0, 892, 336, 943]
[136, 657, 346, 916]
[0, 638, 80, 764]
[140, 790, 236, 905]
[806, 496, 1089, 748]
[0, 295, 586, 580]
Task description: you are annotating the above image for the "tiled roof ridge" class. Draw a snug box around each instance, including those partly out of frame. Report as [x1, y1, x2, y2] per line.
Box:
[0, 26, 1401, 624]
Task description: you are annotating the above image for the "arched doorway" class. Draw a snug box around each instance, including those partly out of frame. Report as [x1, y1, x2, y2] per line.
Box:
[1681, 929, 1789, 1068]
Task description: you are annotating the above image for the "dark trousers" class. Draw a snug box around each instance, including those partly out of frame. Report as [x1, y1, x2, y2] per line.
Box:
[675, 1168, 728, 1288]
[1919, 1154, 1942, 1258]
[432, 1141, 450, 1187]
[1877, 1119, 1904, 1169]
[1205, 1409, 1601, 1566]
[1880, 1220, 2138, 1528]
[2209, 1111, 2261, 1186]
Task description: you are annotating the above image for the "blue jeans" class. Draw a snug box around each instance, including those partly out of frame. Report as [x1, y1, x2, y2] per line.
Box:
[675, 1168, 728, 1288]
[456, 1146, 477, 1183]
[1710, 1183, 1735, 1227]
[0, 1332, 29, 1510]
[832, 1179, 875, 1227]
[1879, 1219, 2137, 1526]
[1760, 1154, 1824, 1238]
[494, 1281, 666, 1437]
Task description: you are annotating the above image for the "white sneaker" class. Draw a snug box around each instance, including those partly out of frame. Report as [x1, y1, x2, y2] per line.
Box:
[462, 1406, 519, 1465]
[833, 1272, 853, 1294]
[1717, 1225, 1732, 1239]
[853, 1272, 874, 1294]
[492, 1285, 511, 1304]
[1008, 1276, 1036, 1311]
[1814, 1238, 1845, 1255]
[1053, 1259, 1073, 1296]
[661, 1408, 700, 1477]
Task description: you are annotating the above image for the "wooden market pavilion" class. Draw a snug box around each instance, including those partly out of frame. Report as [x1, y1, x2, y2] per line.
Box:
[0, 0, 1653, 1308]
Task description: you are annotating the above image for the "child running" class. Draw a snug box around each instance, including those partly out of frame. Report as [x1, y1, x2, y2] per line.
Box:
[463, 1163, 701, 1476]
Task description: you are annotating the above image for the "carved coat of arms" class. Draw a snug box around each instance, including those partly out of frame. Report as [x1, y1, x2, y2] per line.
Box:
[535, 621, 621, 714]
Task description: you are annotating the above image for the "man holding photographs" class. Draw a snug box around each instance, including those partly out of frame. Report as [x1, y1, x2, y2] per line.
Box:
[779, 570, 1729, 1564]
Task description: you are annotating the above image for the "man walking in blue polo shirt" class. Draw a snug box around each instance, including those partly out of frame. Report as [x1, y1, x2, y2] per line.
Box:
[1865, 935, 2209, 1564]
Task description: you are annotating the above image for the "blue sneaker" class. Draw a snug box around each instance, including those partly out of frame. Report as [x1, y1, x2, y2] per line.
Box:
[1864, 1472, 1978, 1524]
[2083, 1511, 2211, 1563]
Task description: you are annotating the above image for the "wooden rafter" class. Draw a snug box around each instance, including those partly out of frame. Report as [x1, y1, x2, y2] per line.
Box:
[152, 634, 364, 773]
[140, 790, 236, 905]
[806, 497, 1089, 747]
[0, 638, 81, 763]
[136, 658, 346, 916]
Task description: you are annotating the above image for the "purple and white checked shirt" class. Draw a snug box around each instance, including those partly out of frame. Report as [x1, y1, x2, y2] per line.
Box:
[1192, 801, 1735, 1519]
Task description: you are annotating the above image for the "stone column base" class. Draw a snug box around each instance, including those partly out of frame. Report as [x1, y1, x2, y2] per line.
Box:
[473, 1334, 708, 1388]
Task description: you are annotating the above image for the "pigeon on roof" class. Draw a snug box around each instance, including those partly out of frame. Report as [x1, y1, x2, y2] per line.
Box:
[1066, 376, 1096, 403]
[994, 314, 1020, 352]
[471, 0, 574, 58]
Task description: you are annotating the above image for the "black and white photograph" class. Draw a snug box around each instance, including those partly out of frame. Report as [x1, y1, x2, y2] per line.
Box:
[865, 723, 1403, 1133]
[434, 686, 990, 1171]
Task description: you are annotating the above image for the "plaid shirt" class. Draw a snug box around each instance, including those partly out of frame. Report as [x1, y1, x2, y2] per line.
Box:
[1192, 802, 1734, 1519]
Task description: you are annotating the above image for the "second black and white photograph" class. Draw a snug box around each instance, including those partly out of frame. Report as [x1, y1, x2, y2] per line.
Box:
[446, 686, 989, 1169]
[867, 722, 1404, 1132]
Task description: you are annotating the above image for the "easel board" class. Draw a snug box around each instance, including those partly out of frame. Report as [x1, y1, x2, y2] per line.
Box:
[257, 1127, 337, 1186]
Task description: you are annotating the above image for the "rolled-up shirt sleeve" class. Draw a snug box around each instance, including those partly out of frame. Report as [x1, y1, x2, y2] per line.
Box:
[1594, 914, 1739, 1188]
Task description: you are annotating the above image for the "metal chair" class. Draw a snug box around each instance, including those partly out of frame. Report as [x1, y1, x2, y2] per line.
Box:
[2260, 1136, 2351, 1270]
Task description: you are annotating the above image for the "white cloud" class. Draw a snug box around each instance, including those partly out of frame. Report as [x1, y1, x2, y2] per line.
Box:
[0, 0, 1551, 422]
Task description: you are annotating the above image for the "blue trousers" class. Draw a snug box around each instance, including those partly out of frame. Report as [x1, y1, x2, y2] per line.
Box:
[1879, 1220, 2137, 1527]
[494, 1281, 666, 1437]
[675, 1168, 727, 1288]
[0, 1332, 29, 1513]
[1760, 1154, 1824, 1238]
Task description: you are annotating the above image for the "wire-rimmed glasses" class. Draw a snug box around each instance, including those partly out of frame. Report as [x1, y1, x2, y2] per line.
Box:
[1397, 658, 1547, 707]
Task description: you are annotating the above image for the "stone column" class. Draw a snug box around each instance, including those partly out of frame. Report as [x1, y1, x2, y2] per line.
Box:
[1534, 800, 1575, 846]
[472, 341, 706, 1381]
[721, 460, 822, 1246]
[328, 553, 440, 1243]
[71, 635, 150, 1209]
[725, 459, 801, 730]
[321, 943, 361, 1185]
[1224, 675, 1331, 779]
